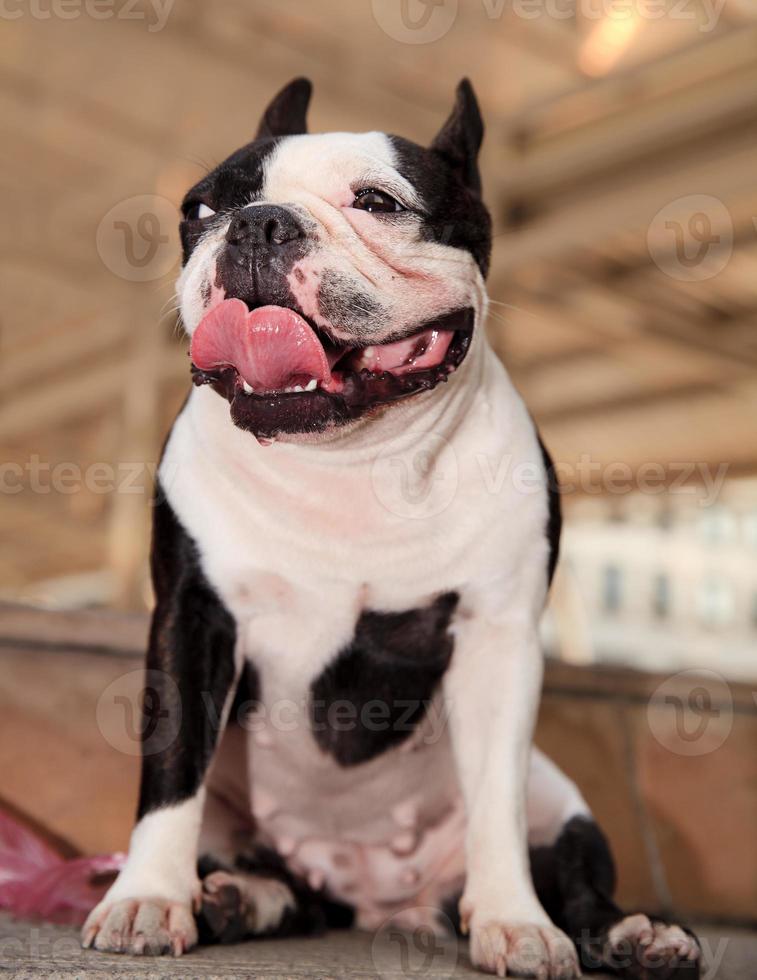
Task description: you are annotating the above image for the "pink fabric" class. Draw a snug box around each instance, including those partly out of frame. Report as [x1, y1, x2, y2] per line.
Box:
[0, 810, 124, 925]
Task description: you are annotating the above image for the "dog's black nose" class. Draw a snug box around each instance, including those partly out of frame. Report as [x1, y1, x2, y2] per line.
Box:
[226, 205, 305, 256]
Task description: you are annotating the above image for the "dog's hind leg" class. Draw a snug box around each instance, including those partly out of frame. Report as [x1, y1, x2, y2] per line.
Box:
[196, 858, 297, 943]
[527, 749, 701, 979]
[196, 847, 354, 944]
[196, 787, 353, 944]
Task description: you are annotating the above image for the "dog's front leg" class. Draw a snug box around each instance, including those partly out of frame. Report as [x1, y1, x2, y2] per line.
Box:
[445, 609, 580, 980]
[82, 493, 239, 956]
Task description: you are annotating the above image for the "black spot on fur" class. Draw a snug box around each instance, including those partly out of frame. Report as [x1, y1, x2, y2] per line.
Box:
[389, 136, 492, 276]
[179, 136, 283, 263]
[136, 485, 237, 819]
[538, 435, 562, 586]
[310, 592, 459, 766]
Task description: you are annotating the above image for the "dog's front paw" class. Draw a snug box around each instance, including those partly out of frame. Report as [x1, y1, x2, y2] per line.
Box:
[469, 919, 580, 980]
[82, 897, 198, 956]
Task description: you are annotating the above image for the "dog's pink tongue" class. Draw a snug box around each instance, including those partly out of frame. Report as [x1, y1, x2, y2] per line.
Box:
[191, 299, 331, 391]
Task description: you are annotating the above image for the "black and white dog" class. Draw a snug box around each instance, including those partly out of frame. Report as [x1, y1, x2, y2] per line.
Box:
[83, 79, 700, 978]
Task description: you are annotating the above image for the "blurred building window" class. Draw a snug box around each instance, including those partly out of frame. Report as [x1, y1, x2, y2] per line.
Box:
[744, 513, 757, 550]
[698, 507, 736, 546]
[696, 576, 735, 628]
[652, 573, 671, 619]
[601, 564, 622, 614]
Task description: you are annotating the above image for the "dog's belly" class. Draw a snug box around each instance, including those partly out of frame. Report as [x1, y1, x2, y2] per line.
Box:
[245, 709, 465, 929]
[195, 559, 469, 927]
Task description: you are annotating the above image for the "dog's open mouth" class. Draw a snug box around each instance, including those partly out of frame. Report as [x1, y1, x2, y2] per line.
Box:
[189, 300, 473, 438]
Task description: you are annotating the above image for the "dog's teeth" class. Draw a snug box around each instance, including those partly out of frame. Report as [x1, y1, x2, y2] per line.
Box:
[293, 385, 304, 392]
[305, 379, 317, 391]
[242, 381, 253, 394]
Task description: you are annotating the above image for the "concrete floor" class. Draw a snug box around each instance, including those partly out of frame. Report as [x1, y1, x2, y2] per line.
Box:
[0, 914, 753, 979]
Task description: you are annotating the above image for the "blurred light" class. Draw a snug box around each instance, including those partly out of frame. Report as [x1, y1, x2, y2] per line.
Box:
[578, 14, 644, 77]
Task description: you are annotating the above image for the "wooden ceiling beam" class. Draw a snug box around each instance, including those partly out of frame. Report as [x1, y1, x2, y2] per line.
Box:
[489, 133, 757, 275]
[541, 377, 757, 458]
[2, 317, 126, 393]
[503, 267, 757, 370]
[489, 28, 757, 239]
[504, 25, 757, 149]
[0, 347, 185, 442]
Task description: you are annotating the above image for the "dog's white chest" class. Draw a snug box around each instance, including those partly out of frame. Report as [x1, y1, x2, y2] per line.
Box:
[228, 571, 358, 684]
[159, 386, 501, 677]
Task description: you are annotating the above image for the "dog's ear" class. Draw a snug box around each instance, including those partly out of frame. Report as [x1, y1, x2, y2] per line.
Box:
[256, 77, 312, 139]
[430, 79, 484, 195]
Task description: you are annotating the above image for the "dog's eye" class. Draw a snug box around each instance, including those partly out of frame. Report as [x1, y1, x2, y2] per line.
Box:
[352, 189, 405, 214]
[184, 202, 216, 221]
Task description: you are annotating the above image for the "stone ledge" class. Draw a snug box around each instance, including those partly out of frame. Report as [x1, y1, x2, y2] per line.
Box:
[1, 915, 755, 980]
